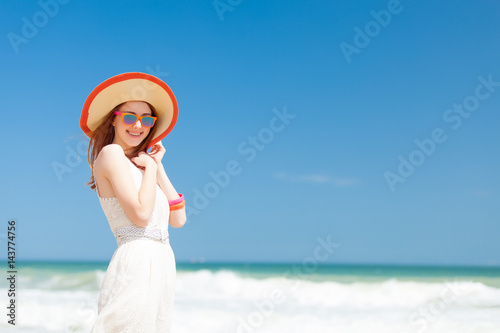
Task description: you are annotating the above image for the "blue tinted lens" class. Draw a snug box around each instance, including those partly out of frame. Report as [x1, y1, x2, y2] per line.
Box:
[141, 117, 155, 127]
[123, 114, 137, 125]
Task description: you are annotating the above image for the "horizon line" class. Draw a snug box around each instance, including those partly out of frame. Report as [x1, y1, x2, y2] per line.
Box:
[8, 259, 500, 269]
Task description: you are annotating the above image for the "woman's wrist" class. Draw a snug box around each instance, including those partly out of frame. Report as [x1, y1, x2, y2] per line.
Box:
[157, 162, 167, 176]
[145, 159, 158, 171]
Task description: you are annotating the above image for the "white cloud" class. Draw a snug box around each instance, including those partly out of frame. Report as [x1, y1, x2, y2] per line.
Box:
[274, 172, 361, 187]
[471, 189, 491, 198]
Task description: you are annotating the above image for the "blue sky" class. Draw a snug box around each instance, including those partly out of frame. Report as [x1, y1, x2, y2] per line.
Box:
[1, 0, 499, 266]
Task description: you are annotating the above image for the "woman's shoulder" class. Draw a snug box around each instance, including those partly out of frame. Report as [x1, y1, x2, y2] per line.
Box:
[98, 144, 125, 159]
[102, 143, 125, 154]
[95, 144, 127, 170]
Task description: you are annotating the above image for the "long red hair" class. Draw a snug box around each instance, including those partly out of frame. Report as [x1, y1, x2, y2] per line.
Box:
[85, 101, 159, 191]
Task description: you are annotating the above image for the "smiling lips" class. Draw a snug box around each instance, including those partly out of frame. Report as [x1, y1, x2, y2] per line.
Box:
[127, 130, 143, 138]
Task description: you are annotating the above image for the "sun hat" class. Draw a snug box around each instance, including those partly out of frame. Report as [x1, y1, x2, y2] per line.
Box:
[80, 72, 178, 149]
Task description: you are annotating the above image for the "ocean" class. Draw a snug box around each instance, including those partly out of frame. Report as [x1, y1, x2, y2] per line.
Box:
[1, 261, 500, 332]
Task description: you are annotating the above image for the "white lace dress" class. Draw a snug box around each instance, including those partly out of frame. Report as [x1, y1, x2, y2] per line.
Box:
[91, 158, 176, 333]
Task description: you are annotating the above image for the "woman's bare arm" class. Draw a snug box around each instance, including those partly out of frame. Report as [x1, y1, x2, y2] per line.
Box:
[156, 162, 187, 228]
[98, 144, 158, 227]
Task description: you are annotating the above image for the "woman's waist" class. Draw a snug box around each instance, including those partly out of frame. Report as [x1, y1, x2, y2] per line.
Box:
[112, 224, 169, 247]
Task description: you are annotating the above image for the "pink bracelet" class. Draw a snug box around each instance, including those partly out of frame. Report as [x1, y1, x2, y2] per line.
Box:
[168, 193, 184, 206]
[170, 200, 185, 211]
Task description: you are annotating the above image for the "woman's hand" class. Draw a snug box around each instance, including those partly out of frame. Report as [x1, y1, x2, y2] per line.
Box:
[132, 152, 157, 171]
[148, 141, 166, 165]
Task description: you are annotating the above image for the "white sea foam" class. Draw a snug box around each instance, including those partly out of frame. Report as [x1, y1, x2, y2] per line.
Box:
[1, 268, 499, 332]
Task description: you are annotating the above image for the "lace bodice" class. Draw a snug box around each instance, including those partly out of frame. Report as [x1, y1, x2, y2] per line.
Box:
[94, 158, 170, 241]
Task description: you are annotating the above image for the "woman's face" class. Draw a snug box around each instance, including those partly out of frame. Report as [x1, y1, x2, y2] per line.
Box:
[112, 101, 154, 150]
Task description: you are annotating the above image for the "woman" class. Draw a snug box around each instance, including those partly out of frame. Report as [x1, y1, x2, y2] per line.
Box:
[79, 72, 186, 332]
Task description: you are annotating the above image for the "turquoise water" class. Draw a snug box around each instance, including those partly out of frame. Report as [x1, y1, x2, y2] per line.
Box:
[7, 260, 500, 286]
[2, 261, 500, 332]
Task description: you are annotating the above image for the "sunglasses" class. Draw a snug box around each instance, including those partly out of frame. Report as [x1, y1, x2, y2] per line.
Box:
[114, 111, 157, 128]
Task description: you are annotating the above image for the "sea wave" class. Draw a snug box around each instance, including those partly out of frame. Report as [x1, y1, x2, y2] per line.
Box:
[1, 267, 500, 332]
